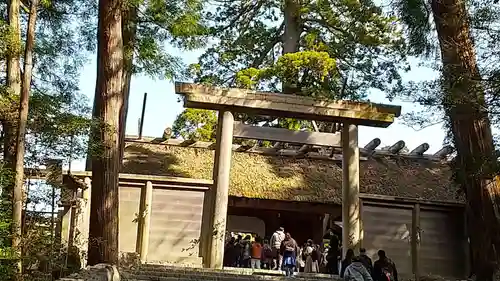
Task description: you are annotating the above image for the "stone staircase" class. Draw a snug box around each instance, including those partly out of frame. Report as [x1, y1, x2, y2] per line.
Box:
[120, 264, 340, 281]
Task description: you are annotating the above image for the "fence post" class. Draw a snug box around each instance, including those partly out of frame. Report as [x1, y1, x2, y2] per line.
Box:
[412, 203, 421, 280]
[80, 177, 92, 267]
[136, 181, 153, 262]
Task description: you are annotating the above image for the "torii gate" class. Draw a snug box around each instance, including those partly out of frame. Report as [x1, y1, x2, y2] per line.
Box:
[175, 82, 402, 269]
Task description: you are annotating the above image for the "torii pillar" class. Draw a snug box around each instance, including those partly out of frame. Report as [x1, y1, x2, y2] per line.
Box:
[342, 123, 360, 256]
[208, 110, 234, 268]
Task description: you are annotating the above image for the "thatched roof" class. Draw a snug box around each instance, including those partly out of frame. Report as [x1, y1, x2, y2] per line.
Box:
[122, 141, 464, 204]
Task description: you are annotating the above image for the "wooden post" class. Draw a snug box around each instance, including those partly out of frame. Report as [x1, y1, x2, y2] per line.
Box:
[412, 203, 421, 280]
[81, 177, 92, 268]
[341, 123, 360, 256]
[60, 206, 73, 248]
[200, 116, 224, 268]
[322, 214, 330, 235]
[208, 110, 234, 269]
[463, 208, 471, 277]
[359, 198, 364, 249]
[136, 181, 153, 263]
[201, 185, 215, 267]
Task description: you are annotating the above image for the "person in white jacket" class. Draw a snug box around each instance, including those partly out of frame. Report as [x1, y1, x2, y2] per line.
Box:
[343, 256, 373, 281]
[269, 227, 285, 270]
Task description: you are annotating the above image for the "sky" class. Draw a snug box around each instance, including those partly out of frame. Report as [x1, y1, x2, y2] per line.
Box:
[72, 47, 447, 171]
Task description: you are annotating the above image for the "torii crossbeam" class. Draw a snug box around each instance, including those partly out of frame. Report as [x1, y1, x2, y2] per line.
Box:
[175, 82, 402, 269]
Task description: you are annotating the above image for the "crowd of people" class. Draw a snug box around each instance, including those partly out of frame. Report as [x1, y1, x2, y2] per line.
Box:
[223, 226, 399, 281]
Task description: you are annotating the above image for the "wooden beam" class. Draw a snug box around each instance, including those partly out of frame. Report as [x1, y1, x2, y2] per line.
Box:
[228, 196, 339, 214]
[125, 137, 369, 162]
[65, 171, 213, 187]
[175, 82, 401, 127]
[233, 122, 342, 147]
[175, 82, 401, 116]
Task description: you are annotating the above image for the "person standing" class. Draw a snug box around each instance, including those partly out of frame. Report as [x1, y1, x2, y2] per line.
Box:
[326, 232, 340, 274]
[238, 235, 252, 268]
[270, 227, 285, 270]
[304, 239, 320, 273]
[297, 244, 306, 272]
[261, 239, 273, 269]
[343, 256, 373, 281]
[280, 232, 298, 277]
[373, 250, 398, 281]
[340, 249, 355, 277]
[359, 248, 373, 275]
[251, 238, 263, 269]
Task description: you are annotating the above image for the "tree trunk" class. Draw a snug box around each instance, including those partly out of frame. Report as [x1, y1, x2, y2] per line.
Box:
[282, 0, 300, 94]
[119, 6, 137, 165]
[3, 0, 22, 188]
[11, 0, 39, 278]
[87, 0, 124, 266]
[431, 0, 500, 280]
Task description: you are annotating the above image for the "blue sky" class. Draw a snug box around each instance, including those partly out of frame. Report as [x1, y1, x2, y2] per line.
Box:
[72, 47, 446, 171]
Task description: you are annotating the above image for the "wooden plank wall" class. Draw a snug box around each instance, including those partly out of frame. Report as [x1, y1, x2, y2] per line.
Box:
[361, 199, 467, 279]
[147, 188, 204, 265]
[119, 186, 141, 253]
[419, 208, 466, 277]
[361, 203, 413, 276]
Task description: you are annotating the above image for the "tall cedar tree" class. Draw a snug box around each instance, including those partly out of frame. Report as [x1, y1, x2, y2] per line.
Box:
[11, 0, 39, 277]
[87, 0, 123, 265]
[83, 0, 207, 169]
[4, 0, 21, 171]
[393, 0, 500, 279]
[5, 0, 22, 276]
[182, 0, 408, 133]
[1, 0, 94, 275]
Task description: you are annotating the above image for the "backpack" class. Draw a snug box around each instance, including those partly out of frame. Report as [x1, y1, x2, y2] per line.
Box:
[263, 245, 273, 258]
[382, 266, 395, 281]
[311, 247, 319, 262]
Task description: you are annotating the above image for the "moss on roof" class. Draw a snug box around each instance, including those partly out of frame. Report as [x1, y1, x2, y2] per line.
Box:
[122, 142, 463, 204]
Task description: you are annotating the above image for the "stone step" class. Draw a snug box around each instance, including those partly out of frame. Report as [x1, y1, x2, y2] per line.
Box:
[123, 272, 333, 281]
[123, 266, 338, 281]
[123, 274, 288, 281]
[138, 263, 335, 278]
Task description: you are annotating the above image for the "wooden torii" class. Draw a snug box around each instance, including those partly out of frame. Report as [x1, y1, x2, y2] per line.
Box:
[175, 82, 402, 269]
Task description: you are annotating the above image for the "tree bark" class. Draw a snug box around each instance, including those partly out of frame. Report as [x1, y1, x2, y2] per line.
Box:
[11, 0, 39, 278]
[431, 0, 500, 280]
[87, 0, 123, 266]
[119, 5, 137, 165]
[282, 0, 301, 94]
[3, 0, 22, 185]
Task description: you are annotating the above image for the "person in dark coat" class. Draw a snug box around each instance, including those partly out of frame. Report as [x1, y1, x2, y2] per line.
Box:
[359, 248, 373, 274]
[373, 250, 398, 281]
[326, 233, 340, 274]
[340, 248, 354, 277]
[240, 235, 252, 268]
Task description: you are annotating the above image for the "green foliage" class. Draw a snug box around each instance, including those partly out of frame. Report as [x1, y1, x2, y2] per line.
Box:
[172, 109, 217, 141]
[236, 51, 338, 98]
[129, 0, 209, 80]
[194, 0, 408, 98]
[391, 0, 434, 57]
[0, 0, 94, 278]
[171, 0, 410, 136]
